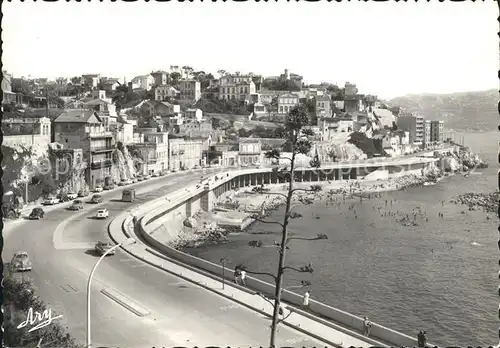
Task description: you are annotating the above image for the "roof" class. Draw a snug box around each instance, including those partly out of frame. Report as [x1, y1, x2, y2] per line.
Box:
[279, 93, 299, 99]
[239, 137, 261, 143]
[54, 109, 102, 123]
[85, 98, 110, 106]
[316, 95, 331, 102]
[160, 101, 173, 107]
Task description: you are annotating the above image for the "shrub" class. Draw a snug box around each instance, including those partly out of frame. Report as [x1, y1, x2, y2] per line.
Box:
[2, 272, 83, 347]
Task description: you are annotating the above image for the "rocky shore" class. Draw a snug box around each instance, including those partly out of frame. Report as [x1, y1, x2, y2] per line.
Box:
[451, 192, 499, 213]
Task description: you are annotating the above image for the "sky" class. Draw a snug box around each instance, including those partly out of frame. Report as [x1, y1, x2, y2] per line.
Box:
[2, 1, 498, 99]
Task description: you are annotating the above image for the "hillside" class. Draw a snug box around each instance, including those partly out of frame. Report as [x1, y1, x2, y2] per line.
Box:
[389, 89, 497, 132]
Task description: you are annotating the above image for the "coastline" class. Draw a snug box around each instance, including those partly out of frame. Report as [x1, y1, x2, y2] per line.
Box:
[175, 145, 488, 250]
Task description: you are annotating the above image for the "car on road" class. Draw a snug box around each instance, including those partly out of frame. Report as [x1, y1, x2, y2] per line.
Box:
[93, 186, 103, 193]
[78, 189, 90, 197]
[137, 175, 144, 182]
[11, 251, 32, 272]
[69, 199, 84, 211]
[91, 194, 103, 204]
[67, 192, 78, 200]
[95, 208, 109, 219]
[143, 174, 151, 180]
[29, 207, 45, 220]
[95, 241, 115, 256]
[43, 196, 60, 205]
[152, 172, 160, 177]
[103, 183, 115, 190]
[130, 177, 138, 183]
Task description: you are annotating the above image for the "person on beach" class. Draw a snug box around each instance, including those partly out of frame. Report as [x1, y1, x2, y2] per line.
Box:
[302, 291, 310, 309]
[239, 269, 246, 286]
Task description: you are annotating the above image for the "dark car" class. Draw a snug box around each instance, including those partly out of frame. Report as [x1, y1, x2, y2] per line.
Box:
[29, 207, 45, 220]
[69, 199, 84, 211]
[95, 241, 115, 256]
[78, 189, 90, 197]
[91, 194, 103, 204]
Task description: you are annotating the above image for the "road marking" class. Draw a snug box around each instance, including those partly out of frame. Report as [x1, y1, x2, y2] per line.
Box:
[100, 288, 150, 317]
[54, 242, 96, 250]
[219, 304, 239, 312]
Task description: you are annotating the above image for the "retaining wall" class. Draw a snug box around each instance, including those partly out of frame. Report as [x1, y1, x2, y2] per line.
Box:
[136, 168, 436, 347]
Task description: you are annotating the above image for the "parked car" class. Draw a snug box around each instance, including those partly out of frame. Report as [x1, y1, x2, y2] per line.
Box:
[29, 207, 45, 220]
[95, 208, 109, 219]
[11, 251, 32, 272]
[131, 177, 138, 183]
[159, 170, 168, 176]
[124, 179, 132, 185]
[152, 172, 160, 177]
[95, 241, 115, 256]
[93, 187, 103, 193]
[78, 189, 90, 197]
[103, 183, 115, 190]
[69, 199, 84, 211]
[143, 175, 151, 180]
[137, 176, 144, 182]
[118, 180, 126, 186]
[91, 195, 103, 204]
[67, 192, 78, 200]
[57, 193, 70, 202]
[43, 196, 60, 205]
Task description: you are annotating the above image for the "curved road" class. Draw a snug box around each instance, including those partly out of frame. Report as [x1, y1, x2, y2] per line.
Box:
[4, 170, 328, 347]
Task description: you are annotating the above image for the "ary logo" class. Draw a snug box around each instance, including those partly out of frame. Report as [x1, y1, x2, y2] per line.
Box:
[17, 307, 63, 333]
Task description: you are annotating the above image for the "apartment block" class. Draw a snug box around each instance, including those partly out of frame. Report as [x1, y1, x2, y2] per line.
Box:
[397, 114, 424, 146]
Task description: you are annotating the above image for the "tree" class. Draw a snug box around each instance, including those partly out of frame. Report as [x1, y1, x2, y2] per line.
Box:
[239, 104, 328, 347]
[2, 270, 83, 347]
[169, 72, 181, 86]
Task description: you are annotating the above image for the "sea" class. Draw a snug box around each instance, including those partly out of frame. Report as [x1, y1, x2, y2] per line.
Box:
[186, 131, 499, 347]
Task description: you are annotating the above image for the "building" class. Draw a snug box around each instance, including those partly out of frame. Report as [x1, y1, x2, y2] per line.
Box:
[218, 74, 256, 101]
[155, 85, 178, 101]
[315, 95, 332, 118]
[424, 120, 431, 147]
[238, 138, 262, 165]
[277, 93, 299, 115]
[109, 116, 134, 145]
[135, 131, 169, 175]
[151, 71, 169, 86]
[2, 117, 52, 149]
[397, 114, 425, 146]
[344, 82, 358, 96]
[131, 75, 154, 91]
[382, 131, 411, 157]
[2, 71, 22, 104]
[178, 121, 213, 138]
[318, 116, 354, 140]
[82, 74, 100, 89]
[101, 79, 120, 93]
[169, 138, 203, 171]
[430, 120, 444, 144]
[53, 109, 114, 189]
[185, 108, 203, 122]
[142, 100, 181, 118]
[179, 80, 201, 102]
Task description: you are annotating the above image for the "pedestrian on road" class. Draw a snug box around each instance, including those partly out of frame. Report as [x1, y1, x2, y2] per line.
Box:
[234, 267, 241, 284]
[362, 316, 372, 337]
[302, 291, 310, 309]
[239, 269, 246, 286]
[417, 330, 427, 348]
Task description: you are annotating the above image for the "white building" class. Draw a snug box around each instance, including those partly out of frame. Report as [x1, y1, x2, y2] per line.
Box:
[185, 108, 203, 122]
[155, 85, 179, 101]
[131, 75, 154, 91]
[218, 74, 256, 102]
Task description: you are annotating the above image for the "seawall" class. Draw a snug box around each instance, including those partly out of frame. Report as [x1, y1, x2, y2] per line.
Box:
[136, 163, 440, 347]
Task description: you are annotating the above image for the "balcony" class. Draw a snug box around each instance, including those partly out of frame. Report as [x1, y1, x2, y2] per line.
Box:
[89, 131, 113, 138]
[91, 146, 113, 153]
[90, 159, 113, 170]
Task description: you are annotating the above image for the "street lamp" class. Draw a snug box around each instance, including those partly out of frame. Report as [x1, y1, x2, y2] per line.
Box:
[86, 238, 135, 348]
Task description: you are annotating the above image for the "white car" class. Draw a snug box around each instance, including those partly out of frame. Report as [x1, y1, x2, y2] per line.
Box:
[43, 197, 60, 205]
[93, 187, 103, 193]
[95, 209, 109, 219]
[67, 192, 78, 200]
